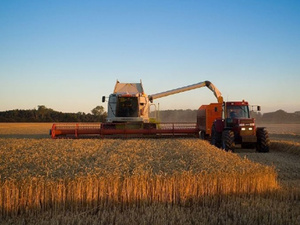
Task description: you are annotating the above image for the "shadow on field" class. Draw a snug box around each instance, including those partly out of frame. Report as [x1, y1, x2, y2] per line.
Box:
[234, 148, 258, 154]
[0, 134, 49, 139]
[1, 190, 292, 218]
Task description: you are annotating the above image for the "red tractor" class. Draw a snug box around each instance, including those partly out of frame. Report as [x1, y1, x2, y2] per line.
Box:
[197, 100, 269, 152]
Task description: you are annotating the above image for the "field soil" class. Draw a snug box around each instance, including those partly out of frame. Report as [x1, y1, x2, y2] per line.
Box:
[236, 149, 300, 187]
[237, 123, 300, 188]
[258, 123, 300, 143]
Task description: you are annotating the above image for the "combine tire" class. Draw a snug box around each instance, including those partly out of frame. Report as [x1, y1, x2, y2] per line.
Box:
[256, 128, 270, 153]
[222, 130, 235, 152]
[211, 124, 222, 148]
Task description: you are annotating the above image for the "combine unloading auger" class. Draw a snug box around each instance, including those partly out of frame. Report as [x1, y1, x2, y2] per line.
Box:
[148, 81, 223, 104]
[50, 80, 223, 138]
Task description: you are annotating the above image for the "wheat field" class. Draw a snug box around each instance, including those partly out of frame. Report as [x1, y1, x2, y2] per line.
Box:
[0, 123, 299, 225]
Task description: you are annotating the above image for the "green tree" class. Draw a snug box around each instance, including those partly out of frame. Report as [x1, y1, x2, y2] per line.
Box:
[91, 106, 104, 117]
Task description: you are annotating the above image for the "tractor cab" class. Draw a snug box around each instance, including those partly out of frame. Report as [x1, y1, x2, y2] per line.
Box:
[226, 104, 250, 119]
[225, 101, 252, 127]
[224, 101, 257, 145]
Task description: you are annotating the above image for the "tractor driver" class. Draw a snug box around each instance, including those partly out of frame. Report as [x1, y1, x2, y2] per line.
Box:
[229, 110, 237, 118]
[229, 108, 244, 118]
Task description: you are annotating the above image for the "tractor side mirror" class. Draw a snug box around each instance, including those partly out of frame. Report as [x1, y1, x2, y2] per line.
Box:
[102, 96, 106, 102]
[257, 106, 261, 111]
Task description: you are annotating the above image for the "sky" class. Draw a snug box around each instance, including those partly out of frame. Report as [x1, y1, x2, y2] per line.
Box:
[1, 0, 299, 114]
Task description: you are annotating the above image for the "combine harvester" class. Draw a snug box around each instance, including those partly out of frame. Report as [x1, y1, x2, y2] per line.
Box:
[51, 80, 221, 138]
[50, 80, 269, 152]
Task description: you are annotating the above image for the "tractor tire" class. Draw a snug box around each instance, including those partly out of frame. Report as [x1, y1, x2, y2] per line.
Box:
[222, 130, 235, 152]
[211, 124, 222, 148]
[256, 128, 270, 153]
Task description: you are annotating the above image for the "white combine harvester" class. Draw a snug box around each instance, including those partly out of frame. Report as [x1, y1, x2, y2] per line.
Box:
[104, 80, 222, 123]
[50, 80, 222, 138]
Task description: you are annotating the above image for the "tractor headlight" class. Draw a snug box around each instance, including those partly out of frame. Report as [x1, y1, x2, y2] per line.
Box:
[241, 127, 246, 131]
[249, 127, 253, 131]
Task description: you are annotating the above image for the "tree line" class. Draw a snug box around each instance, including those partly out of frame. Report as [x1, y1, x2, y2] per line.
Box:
[1, 105, 299, 123]
[0, 105, 107, 122]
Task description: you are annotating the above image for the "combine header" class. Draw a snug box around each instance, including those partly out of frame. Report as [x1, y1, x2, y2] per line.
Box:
[50, 80, 222, 139]
[50, 122, 199, 138]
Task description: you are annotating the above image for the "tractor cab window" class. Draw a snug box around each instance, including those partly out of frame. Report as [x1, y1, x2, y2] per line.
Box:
[116, 97, 139, 117]
[227, 105, 250, 119]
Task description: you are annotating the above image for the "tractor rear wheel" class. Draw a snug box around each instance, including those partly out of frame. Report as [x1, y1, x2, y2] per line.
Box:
[211, 124, 221, 148]
[222, 130, 235, 152]
[256, 128, 270, 153]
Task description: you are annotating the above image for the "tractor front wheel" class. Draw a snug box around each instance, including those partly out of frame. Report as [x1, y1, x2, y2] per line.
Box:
[256, 128, 270, 153]
[222, 130, 235, 152]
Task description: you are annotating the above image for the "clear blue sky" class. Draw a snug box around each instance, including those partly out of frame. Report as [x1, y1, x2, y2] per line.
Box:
[1, 0, 299, 113]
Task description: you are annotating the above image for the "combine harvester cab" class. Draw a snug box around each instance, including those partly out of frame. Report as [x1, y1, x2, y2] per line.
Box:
[50, 80, 222, 139]
[104, 81, 150, 124]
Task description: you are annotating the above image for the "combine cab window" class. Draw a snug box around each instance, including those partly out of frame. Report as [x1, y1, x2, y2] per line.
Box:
[227, 105, 250, 119]
[116, 97, 138, 117]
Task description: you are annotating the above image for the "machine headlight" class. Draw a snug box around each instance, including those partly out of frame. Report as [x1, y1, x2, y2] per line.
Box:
[249, 127, 253, 131]
[241, 128, 246, 131]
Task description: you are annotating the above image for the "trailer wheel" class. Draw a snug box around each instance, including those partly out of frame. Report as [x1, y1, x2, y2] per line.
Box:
[211, 124, 221, 148]
[199, 131, 206, 140]
[222, 130, 235, 152]
[256, 128, 270, 153]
